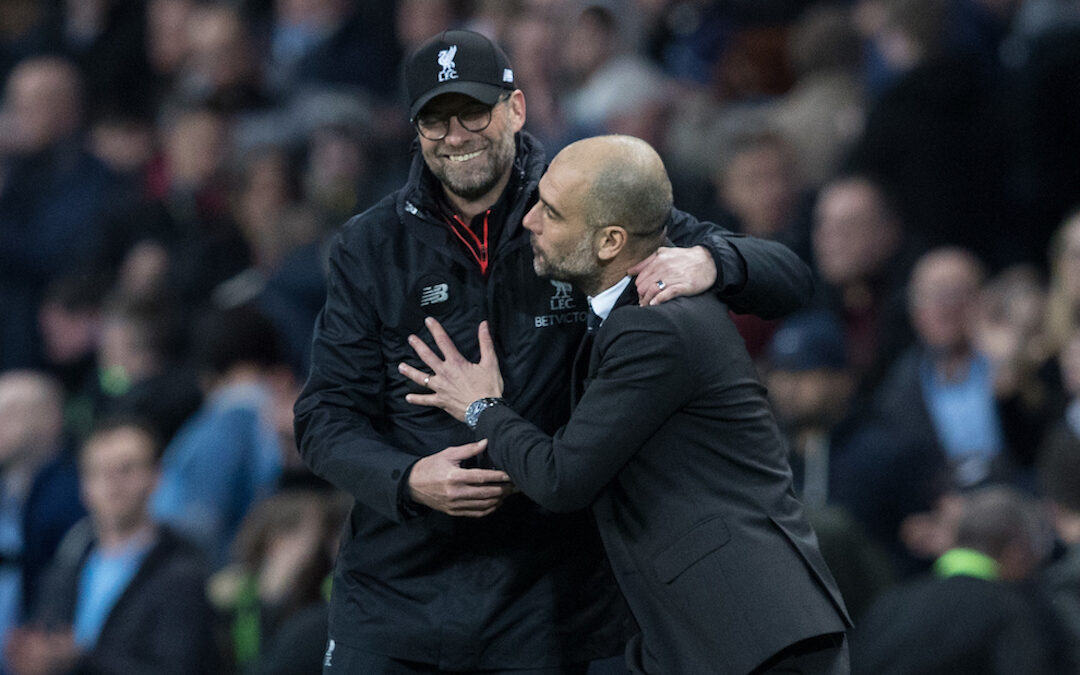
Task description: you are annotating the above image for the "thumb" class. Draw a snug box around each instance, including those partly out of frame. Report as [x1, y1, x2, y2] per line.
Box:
[442, 438, 489, 462]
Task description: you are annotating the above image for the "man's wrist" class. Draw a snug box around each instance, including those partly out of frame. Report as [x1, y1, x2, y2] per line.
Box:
[465, 397, 506, 430]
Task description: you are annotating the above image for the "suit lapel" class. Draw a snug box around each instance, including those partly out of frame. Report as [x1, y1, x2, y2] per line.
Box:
[570, 279, 641, 405]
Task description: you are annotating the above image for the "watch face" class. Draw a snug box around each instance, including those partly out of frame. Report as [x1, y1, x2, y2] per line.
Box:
[466, 400, 484, 429]
[466, 398, 501, 429]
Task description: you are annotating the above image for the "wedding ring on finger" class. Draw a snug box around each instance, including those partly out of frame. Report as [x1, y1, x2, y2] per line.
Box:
[656, 280, 666, 290]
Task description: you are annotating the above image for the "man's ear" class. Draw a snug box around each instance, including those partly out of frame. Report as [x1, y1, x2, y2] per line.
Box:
[596, 226, 627, 262]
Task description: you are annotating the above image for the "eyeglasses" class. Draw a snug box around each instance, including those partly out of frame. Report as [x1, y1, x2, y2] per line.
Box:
[415, 94, 509, 141]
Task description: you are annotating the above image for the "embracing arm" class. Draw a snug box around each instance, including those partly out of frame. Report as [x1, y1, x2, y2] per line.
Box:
[476, 314, 691, 512]
[653, 208, 813, 318]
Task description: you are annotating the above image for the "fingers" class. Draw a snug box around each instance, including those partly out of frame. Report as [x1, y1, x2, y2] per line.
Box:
[424, 316, 464, 364]
[442, 481, 515, 517]
[477, 321, 498, 367]
[399, 362, 433, 388]
[442, 438, 489, 461]
[647, 286, 678, 306]
[447, 501, 504, 518]
[636, 278, 659, 306]
[404, 392, 440, 407]
[406, 333, 442, 371]
[630, 251, 661, 306]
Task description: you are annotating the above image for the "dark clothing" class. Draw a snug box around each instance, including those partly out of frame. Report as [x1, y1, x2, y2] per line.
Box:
[19, 449, 86, 618]
[874, 346, 1045, 488]
[478, 286, 850, 674]
[31, 523, 218, 675]
[848, 54, 1021, 269]
[96, 193, 250, 311]
[254, 601, 329, 675]
[294, 132, 815, 670]
[0, 142, 125, 369]
[813, 412, 951, 579]
[851, 574, 1058, 675]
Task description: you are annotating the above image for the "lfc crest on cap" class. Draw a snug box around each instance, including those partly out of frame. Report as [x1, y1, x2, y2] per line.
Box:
[437, 45, 458, 82]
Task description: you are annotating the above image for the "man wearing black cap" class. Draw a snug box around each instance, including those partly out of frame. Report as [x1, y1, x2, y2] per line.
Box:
[295, 29, 814, 673]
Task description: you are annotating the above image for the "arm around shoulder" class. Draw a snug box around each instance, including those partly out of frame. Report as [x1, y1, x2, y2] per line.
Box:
[666, 208, 813, 318]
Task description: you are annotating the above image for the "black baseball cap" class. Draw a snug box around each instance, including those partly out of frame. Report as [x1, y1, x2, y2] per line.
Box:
[405, 30, 516, 122]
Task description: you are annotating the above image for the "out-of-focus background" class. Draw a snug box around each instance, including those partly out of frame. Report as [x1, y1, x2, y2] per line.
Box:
[1, 0, 1079, 673]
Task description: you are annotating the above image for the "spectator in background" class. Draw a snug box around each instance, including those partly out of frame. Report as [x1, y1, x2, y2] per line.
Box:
[973, 264, 1062, 460]
[765, 310, 949, 585]
[1036, 327, 1080, 492]
[502, 7, 565, 150]
[712, 129, 811, 261]
[265, 0, 400, 101]
[559, 5, 672, 145]
[810, 173, 918, 389]
[152, 305, 284, 568]
[144, 0, 197, 108]
[8, 417, 217, 675]
[1037, 423, 1080, 671]
[0, 55, 125, 370]
[850, 0, 1022, 269]
[211, 487, 347, 674]
[0, 372, 85, 669]
[851, 486, 1061, 675]
[770, 2, 866, 189]
[45, 0, 155, 121]
[36, 273, 110, 410]
[1044, 209, 1080, 358]
[97, 104, 250, 311]
[92, 297, 202, 445]
[214, 144, 326, 378]
[173, 2, 270, 117]
[705, 129, 812, 356]
[876, 247, 1044, 488]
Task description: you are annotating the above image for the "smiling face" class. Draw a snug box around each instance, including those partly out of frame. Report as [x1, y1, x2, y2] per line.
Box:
[417, 90, 525, 207]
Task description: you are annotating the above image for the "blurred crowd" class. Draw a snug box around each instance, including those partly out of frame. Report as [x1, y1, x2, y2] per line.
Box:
[0, 0, 1079, 673]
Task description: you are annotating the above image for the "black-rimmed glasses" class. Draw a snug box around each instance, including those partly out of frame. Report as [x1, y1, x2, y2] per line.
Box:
[415, 94, 509, 141]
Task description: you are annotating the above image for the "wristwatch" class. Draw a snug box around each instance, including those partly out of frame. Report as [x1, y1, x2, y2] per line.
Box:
[465, 397, 505, 430]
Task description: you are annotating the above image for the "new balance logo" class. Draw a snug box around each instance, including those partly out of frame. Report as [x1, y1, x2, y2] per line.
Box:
[421, 283, 450, 306]
[437, 45, 458, 82]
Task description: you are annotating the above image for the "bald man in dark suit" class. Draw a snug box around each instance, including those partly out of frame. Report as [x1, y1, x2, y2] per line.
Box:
[399, 135, 851, 674]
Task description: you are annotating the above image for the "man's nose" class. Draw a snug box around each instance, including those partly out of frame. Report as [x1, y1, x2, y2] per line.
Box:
[523, 203, 540, 233]
[442, 115, 472, 144]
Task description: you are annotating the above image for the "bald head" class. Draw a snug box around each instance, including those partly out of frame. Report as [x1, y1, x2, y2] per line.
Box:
[907, 246, 986, 353]
[557, 135, 672, 250]
[3, 56, 83, 153]
[525, 135, 673, 294]
[0, 370, 65, 468]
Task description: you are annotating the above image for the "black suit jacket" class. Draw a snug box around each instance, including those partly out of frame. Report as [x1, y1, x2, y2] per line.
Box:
[479, 284, 850, 674]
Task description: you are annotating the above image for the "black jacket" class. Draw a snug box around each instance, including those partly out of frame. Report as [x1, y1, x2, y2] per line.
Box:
[31, 522, 218, 675]
[478, 285, 850, 673]
[851, 573, 1059, 675]
[293, 132, 814, 669]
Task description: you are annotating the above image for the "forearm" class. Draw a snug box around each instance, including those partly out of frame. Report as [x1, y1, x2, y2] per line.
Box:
[477, 406, 600, 513]
[294, 398, 421, 523]
[666, 208, 813, 317]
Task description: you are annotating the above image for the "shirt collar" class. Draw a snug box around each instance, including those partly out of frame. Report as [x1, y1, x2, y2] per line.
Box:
[588, 276, 633, 323]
